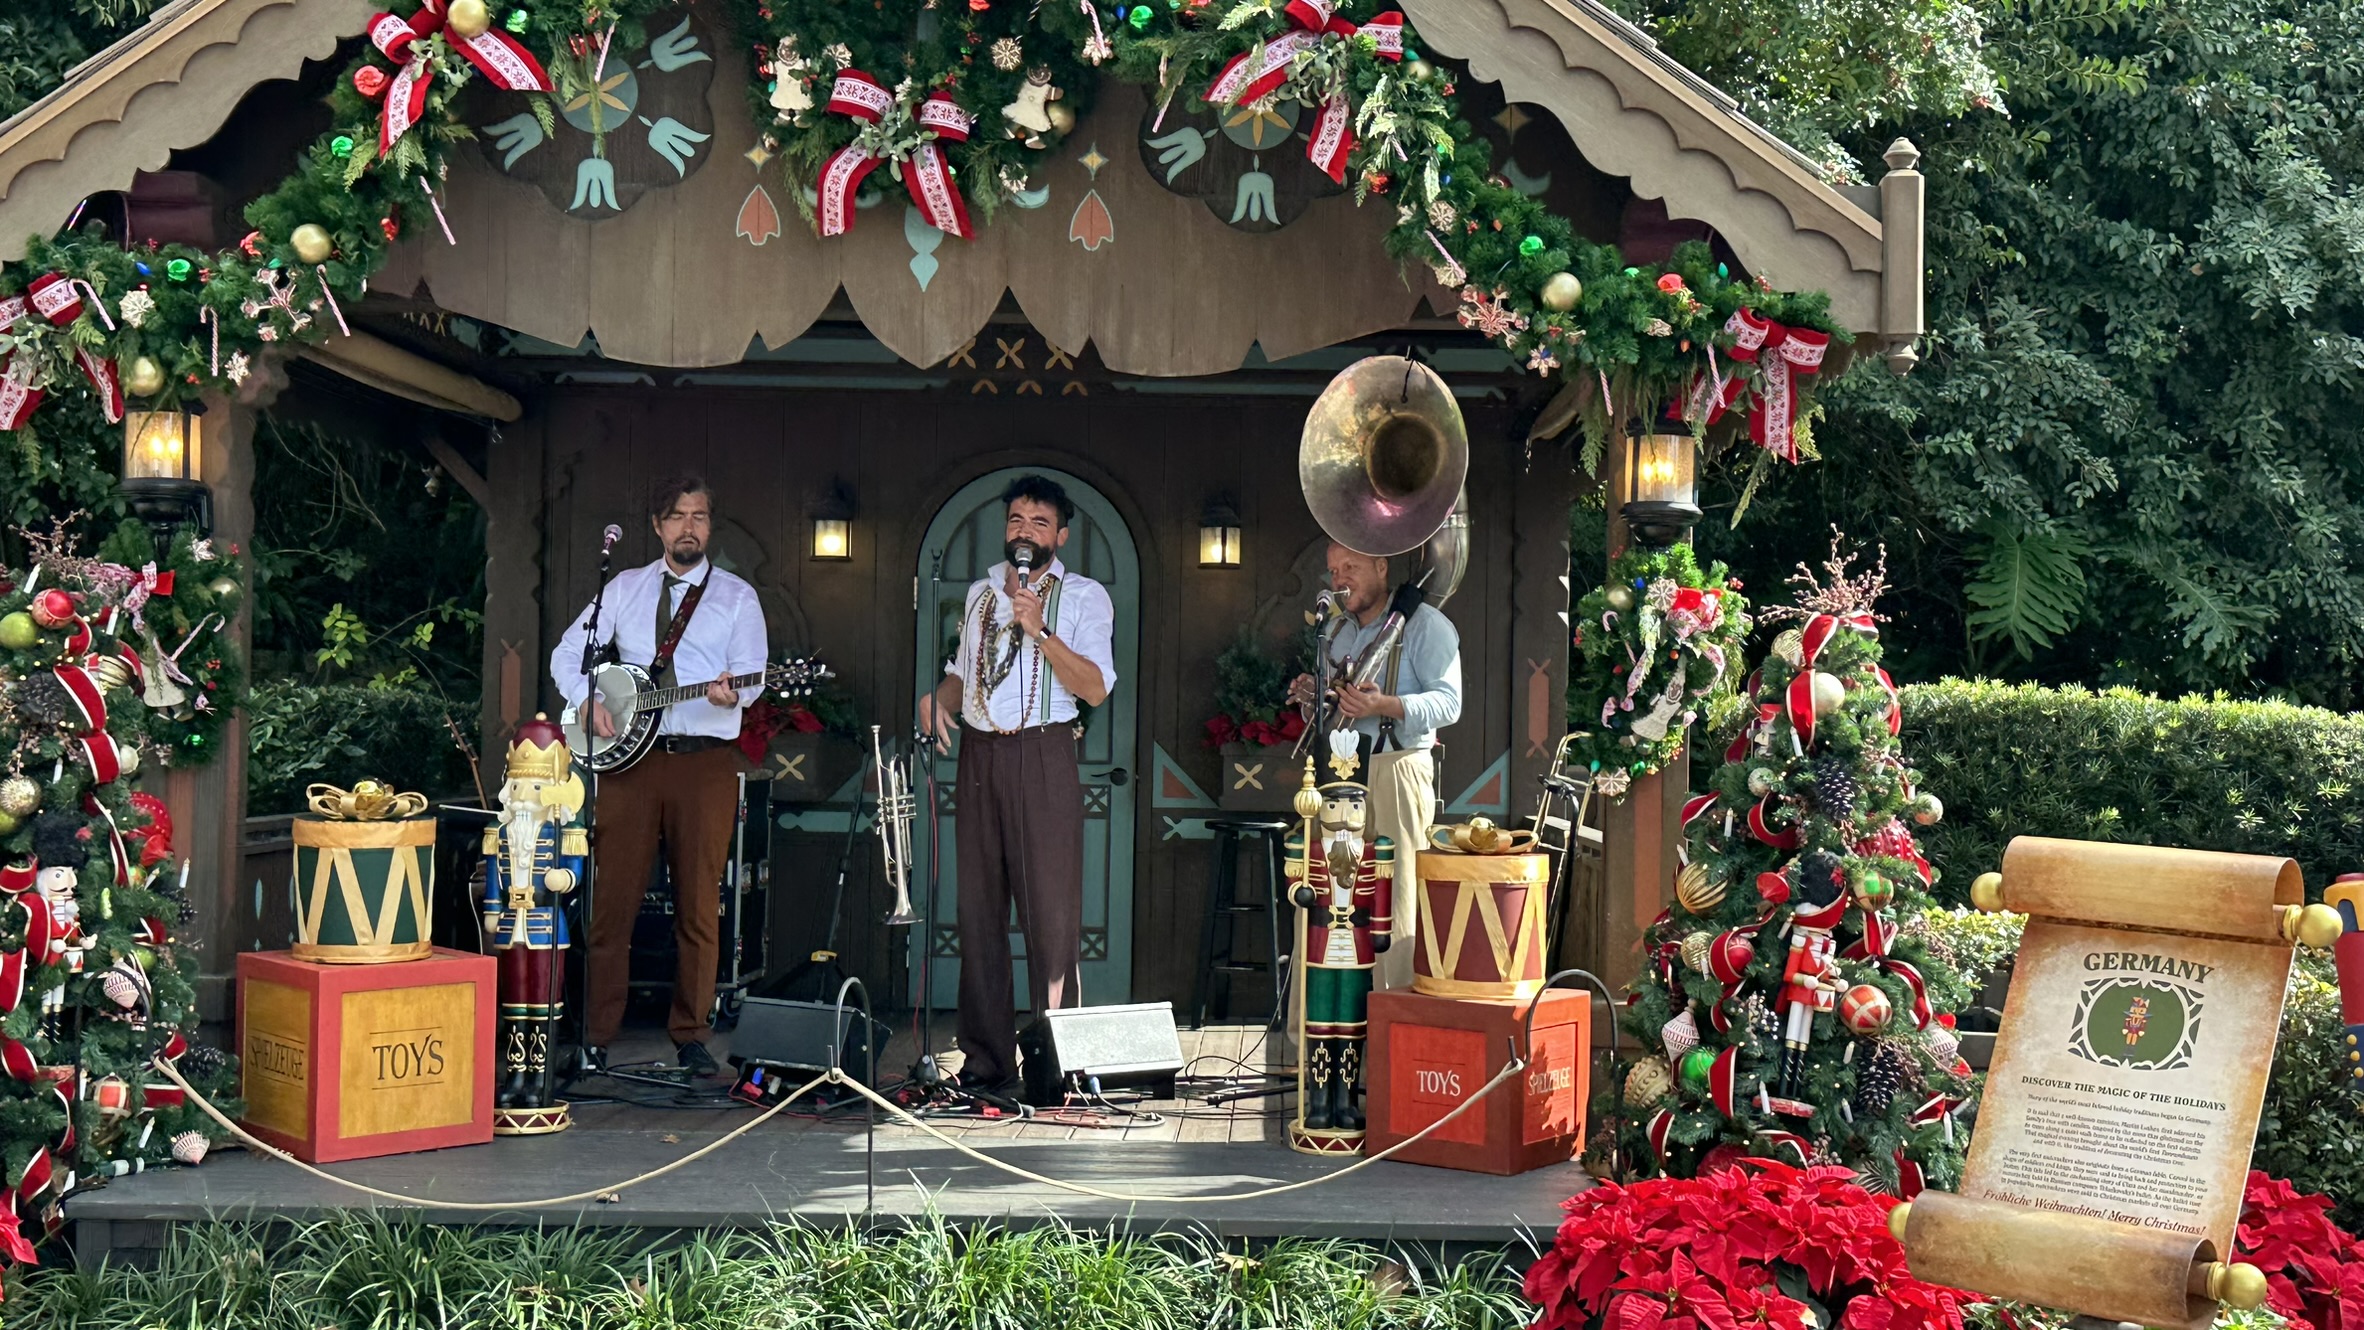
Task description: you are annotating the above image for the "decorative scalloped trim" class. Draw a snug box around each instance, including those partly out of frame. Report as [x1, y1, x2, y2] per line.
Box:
[1407, 0, 1881, 277]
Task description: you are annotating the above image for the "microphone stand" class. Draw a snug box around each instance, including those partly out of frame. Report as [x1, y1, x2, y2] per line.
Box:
[561, 535, 617, 1087]
[909, 546, 953, 1095]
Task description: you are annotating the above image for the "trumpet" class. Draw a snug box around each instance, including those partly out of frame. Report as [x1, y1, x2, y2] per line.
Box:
[871, 724, 921, 926]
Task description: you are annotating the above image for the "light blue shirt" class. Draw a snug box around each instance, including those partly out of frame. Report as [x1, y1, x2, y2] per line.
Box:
[1325, 602, 1462, 751]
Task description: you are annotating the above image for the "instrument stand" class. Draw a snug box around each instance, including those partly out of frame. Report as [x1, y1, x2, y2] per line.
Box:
[1531, 735, 1599, 974]
[559, 542, 616, 1092]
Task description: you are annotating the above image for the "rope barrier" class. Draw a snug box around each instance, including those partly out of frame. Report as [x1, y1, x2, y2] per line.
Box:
[148, 1048, 1529, 1211]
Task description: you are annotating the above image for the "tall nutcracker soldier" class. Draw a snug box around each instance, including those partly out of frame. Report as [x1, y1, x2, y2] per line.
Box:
[1285, 758, 1393, 1154]
[481, 714, 587, 1135]
[1773, 875, 1849, 1109]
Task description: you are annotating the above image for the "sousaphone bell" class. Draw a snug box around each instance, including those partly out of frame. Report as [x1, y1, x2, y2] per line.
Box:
[1299, 355, 1470, 560]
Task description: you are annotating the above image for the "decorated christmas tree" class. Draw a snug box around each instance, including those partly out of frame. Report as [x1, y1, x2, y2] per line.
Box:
[1611, 537, 1974, 1195]
[0, 522, 238, 1277]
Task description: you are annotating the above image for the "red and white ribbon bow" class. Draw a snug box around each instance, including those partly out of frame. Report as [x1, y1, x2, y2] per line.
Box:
[1724, 309, 1830, 462]
[367, 1, 551, 156]
[17, 275, 123, 423]
[1782, 612, 1877, 745]
[818, 78, 975, 240]
[1842, 910, 1933, 1029]
[1205, 0, 1403, 184]
[0, 297, 43, 430]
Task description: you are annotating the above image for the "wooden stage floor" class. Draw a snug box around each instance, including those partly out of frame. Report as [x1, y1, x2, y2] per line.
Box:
[66, 1022, 1591, 1260]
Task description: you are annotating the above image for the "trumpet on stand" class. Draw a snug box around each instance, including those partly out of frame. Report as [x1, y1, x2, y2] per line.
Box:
[872, 725, 921, 926]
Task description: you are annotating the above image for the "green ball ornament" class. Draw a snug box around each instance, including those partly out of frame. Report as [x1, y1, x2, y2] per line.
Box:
[164, 258, 194, 283]
[1127, 4, 1151, 27]
[505, 7, 530, 33]
[132, 946, 155, 969]
[208, 576, 239, 600]
[1540, 271, 1582, 311]
[1518, 235, 1544, 258]
[330, 135, 356, 159]
[1679, 1046, 1716, 1089]
[0, 809, 17, 837]
[0, 611, 39, 650]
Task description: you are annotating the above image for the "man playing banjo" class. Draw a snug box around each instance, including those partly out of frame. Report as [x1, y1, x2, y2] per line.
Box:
[550, 475, 768, 1080]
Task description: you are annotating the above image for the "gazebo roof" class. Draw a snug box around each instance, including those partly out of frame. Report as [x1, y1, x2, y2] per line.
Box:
[0, 0, 1922, 373]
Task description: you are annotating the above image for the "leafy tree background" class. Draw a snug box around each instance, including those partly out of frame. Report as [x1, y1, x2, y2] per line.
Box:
[1621, 0, 2364, 706]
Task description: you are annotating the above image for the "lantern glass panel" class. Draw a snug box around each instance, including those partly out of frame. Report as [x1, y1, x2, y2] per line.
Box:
[125, 409, 201, 483]
[811, 517, 851, 560]
[1199, 524, 1242, 567]
[1631, 430, 1695, 507]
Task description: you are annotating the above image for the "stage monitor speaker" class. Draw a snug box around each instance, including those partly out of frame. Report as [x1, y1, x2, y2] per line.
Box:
[729, 997, 891, 1085]
[1018, 1002, 1184, 1107]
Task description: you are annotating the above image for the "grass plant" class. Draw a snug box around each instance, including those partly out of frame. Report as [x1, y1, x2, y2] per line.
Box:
[13, 1210, 1536, 1329]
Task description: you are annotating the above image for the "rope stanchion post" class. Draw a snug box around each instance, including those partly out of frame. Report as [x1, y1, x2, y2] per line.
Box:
[1519, 968, 1622, 1183]
[828, 974, 877, 1218]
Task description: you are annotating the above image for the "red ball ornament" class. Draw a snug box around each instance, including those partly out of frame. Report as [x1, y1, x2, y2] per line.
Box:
[354, 65, 390, 99]
[30, 588, 75, 630]
[1708, 931, 1754, 985]
[381, 214, 401, 241]
[1754, 871, 1791, 905]
[1840, 984, 1892, 1034]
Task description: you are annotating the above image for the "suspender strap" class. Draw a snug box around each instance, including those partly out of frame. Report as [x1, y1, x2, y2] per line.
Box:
[1036, 577, 1065, 725]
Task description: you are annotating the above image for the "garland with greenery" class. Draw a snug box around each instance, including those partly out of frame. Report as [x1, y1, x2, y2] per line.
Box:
[0, 0, 1848, 475]
[87, 521, 244, 764]
[1569, 544, 1750, 789]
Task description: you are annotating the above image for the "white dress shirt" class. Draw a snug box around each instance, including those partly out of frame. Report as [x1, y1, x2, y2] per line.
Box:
[945, 557, 1118, 730]
[551, 558, 768, 740]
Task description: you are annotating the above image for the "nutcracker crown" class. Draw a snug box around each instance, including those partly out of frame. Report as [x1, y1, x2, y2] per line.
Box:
[505, 713, 573, 784]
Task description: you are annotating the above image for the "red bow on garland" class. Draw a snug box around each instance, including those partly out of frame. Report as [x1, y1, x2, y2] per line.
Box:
[1204, 0, 1403, 184]
[367, 1, 551, 156]
[818, 76, 975, 240]
[1781, 612, 1876, 747]
[1723, 309, 1830, 462]
[0, 285, 120, 428]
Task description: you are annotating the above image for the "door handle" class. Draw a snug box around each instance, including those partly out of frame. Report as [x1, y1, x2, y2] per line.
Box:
[1088, 767, 1131, 786]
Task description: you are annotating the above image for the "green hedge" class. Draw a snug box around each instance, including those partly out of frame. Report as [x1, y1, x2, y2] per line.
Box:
[246, 680, 477, 815]
[1900, 681, 2364, 905]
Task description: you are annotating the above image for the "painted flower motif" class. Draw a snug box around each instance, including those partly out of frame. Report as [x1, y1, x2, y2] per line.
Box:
[1526, 345, 1559, 374]
[118, 289, 156, 329]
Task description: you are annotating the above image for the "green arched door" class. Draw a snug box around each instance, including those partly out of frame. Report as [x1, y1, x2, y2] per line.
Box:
[911, 468, 1139, 1011]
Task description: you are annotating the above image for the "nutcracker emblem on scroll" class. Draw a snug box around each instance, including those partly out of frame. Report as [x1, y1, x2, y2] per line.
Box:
[1891, 836, 2343, 1329]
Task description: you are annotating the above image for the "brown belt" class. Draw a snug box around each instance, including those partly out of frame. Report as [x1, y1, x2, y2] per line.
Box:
[961, 721, 1070, 740]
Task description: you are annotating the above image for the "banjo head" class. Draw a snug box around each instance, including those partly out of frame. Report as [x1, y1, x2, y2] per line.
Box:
[565, 662, 648, 764]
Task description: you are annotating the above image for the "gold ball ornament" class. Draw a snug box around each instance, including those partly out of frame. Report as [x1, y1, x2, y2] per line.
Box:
[446, 0, 492, 38]
[1540, 271, 1582, 312]
[1887, 1201, 1913, 1243]
[2288, 903, 2343, 949]
[1675, 861, 1726, 914]
[0, 775, 38, 818]
[290, 223, 334, 265]
[1679, 930, 1713, 976]
[208, 576, 240, 600]
[116, 744, 142, 780]
[1772, 628, 1805, 667]
[1808, 671, 1846, 716]
[89, 653, 134, 692]
[1969, 871, 2005, 913]
[1623, 1056, 1674, 1108]
[1910, 793, 1944, 826]
[0, 611, 38, 649]
[1044, 103, 1077, 135]
[1604, 585, 1634, 613]
[1747, 767, 1779, 797]
[1406, 58, 1436, 83]
[124, 355, 166, 398]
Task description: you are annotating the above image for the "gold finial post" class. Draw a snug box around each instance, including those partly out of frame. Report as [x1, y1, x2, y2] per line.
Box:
[2281, 902, 2343, 949]
[1969, 871, 2005, 913]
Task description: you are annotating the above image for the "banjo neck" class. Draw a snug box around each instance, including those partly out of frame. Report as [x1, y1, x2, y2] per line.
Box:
[634, 668, 773, 712]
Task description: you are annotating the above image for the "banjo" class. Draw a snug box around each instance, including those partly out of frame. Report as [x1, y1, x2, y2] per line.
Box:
[561, 655, 831, 774]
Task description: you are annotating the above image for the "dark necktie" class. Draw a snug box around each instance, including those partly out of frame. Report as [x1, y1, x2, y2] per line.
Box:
[653, 572, 683, 689]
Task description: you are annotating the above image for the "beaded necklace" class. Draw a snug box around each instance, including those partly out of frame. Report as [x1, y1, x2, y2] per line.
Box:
[969, 570, 1059, 729]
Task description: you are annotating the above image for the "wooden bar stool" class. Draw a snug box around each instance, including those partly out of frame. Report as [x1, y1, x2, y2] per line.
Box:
[1190, 817, 1294, 1030]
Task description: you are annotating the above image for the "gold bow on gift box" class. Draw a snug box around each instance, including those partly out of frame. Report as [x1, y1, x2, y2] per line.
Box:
[306, 780, 428, 821]
[1428, 817, 1539, 854]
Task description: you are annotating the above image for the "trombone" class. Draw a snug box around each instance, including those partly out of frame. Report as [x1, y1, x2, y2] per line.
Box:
[871, 724, 921, 926]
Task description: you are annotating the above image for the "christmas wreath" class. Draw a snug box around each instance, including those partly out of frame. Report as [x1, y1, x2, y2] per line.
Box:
[1569, 544, 1750, 792]
[0, 0, 1848, 479]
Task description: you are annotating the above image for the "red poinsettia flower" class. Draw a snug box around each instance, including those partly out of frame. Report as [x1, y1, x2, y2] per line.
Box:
[1614, 1252, 1740, 1330]
[782, 702, 826, 733]
[1202, 715, 1239, 748]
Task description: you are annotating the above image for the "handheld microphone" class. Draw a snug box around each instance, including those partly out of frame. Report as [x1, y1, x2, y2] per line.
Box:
[600, 524, 623, 553]
[1013, 545, 1033, 579]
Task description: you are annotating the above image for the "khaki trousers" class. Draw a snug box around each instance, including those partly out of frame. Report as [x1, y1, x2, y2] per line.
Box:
[1365, 747, 1437, 993]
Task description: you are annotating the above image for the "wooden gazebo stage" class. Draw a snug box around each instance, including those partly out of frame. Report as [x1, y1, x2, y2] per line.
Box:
[65, 1024, 1591, 1267]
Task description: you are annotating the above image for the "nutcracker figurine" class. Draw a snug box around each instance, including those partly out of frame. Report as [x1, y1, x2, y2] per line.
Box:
[481, 714, 587, 1135]
[2325, 873, 2364, 1106]
[1284, 758, 1393, 1154]
[1774, 889, 1849, 1106]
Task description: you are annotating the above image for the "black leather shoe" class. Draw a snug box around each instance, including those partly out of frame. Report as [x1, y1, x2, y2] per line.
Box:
[954, 1067, 1015, 1095]
[676, 1041, 720, 1079]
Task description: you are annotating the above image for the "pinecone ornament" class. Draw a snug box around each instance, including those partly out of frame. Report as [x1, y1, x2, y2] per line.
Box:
[178, 1042, 230, 1083]
[1853, 1040, 1909, 1116]
[1811, 755, 1861, 818]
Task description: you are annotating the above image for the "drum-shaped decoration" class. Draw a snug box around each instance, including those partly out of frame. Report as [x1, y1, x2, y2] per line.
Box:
[291, 813, 436, 964]
[1415, 823, 1550, 1000]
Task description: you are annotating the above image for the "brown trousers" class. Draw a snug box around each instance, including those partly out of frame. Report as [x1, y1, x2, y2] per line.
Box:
[954, 723, 1085, 1082]
[586, 745, 742, 1046]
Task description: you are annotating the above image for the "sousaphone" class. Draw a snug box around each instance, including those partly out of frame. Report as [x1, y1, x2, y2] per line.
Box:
[1299, 354, 1471, 595]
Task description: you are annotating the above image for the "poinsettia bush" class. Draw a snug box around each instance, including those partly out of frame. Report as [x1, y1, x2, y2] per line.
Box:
[1525, 1160, 1975, 1330]
[2237, 1171, 2364, 1330]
